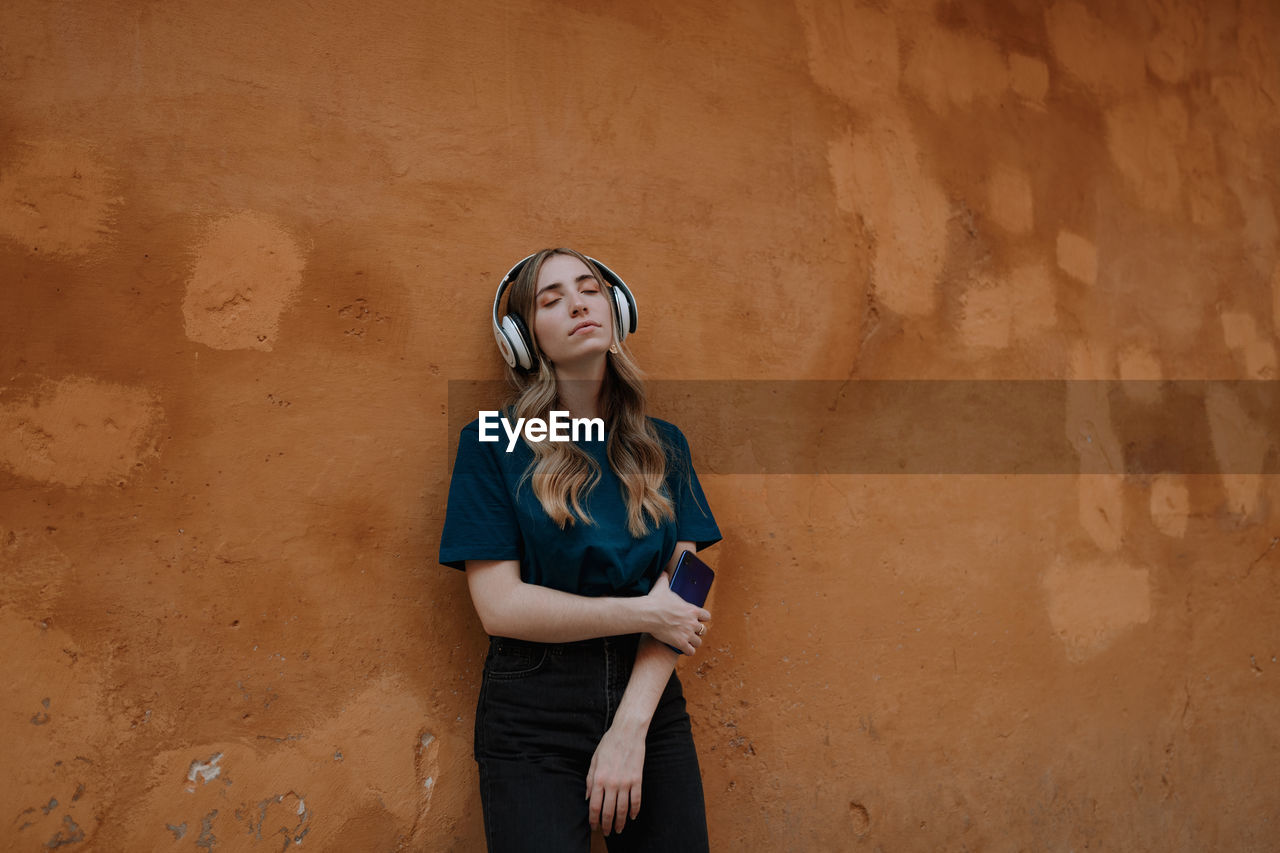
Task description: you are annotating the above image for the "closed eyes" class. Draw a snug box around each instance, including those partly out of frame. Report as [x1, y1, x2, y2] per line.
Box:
[543, 288, 599, 307]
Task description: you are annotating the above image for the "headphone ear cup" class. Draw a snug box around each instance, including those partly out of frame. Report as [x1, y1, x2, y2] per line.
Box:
[500, 312, 535, 371]
[493, 322, 518, 369]
[610, 285, 636, 343]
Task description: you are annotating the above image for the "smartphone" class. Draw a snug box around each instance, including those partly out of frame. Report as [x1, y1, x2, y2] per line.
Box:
[664, 549, 715, 654]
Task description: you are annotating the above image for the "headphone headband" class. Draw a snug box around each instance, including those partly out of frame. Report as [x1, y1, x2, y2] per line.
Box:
[491, 251, 638, 371]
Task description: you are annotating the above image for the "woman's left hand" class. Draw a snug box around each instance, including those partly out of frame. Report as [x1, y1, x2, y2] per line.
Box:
[586, 723, 646, 836]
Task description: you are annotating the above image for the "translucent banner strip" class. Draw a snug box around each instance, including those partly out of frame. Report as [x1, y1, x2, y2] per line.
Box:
[447, 380, 1280, 475]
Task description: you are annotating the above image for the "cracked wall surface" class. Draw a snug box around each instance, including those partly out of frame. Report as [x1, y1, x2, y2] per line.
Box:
[2, 0, 1279, 849]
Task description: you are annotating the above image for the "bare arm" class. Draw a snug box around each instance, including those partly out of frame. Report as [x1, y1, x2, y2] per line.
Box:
[465, 557, 709, 648]
[587, 542, 709, 835]
[611, 543, 697, 733]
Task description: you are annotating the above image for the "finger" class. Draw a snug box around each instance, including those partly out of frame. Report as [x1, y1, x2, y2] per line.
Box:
[585, 755, 596, 800]
[697, 607, 711, 621]
[614, 789, 629, 834]
[600, 790, 617, 836]
[589, 785, 604, 832]
[630, 783, 642, 819]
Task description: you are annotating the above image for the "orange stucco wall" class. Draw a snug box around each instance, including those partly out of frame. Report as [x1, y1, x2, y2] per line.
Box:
[3, 0, 1279, 850]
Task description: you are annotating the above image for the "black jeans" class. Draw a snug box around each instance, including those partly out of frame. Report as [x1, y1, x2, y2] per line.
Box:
[474, 633, 710, 852]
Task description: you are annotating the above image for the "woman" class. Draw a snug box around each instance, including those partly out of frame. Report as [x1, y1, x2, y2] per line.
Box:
[439, 248, 722, 852]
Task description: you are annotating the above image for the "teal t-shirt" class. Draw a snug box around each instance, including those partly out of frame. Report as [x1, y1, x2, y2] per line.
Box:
[439, 414, 721, 596]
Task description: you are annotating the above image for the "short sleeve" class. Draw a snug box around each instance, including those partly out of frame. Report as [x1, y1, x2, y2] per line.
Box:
[438, 421, 523, 571]
[666, 425, 722, 551]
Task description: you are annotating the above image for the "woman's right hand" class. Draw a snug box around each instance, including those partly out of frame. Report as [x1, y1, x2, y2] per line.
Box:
[639, 571, 710, 655]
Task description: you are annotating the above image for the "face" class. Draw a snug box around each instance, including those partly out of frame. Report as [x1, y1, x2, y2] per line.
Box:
[531, 253, 614, 368]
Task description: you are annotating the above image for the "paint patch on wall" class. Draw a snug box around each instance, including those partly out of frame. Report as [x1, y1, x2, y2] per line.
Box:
[1104, 95, 1187, 215]
[0, 527, 72, 614]
[1008, 53, 1049, 106]
[1067, 341, 1124, 550]
[1066, 339, 1121, 467]
[182, 211, 307, 351]
[1076, 475, 1125, 552]
[1220, 311, 1277, 379]
[1043, 556, 1151, 662]
[1150, 475, 1190, 539]
[1056, 230, 1097, 286]
[1117, 342, 1163, 403]
[1044, 1, 1145, 96]
[0, 140, 122, 256]
[903, 26, 1008, 113]
[827, 113, 947, 317]
[121, 675, 441, 849]
[794, 0, 898, 104]
[1232, 182, 1279, 280]
[0, 377, 164, 487]
[0, 613, 107, 846]
[1203, 383, 1270, 519]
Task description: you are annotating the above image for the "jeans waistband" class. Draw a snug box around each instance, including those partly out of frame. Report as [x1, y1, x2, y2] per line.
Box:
[488, 633, 641, 656]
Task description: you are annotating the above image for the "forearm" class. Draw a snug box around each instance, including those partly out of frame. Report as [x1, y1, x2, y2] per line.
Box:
[607, 541, 697, 734]
[484, 581, 650, 643]
[610, 634, 679, 737]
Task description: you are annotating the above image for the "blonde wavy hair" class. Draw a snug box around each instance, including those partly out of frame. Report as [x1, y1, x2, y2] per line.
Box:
[499, 248, 677, 537]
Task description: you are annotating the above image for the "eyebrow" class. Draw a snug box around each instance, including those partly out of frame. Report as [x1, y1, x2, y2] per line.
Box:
[536, 274, 598, 298]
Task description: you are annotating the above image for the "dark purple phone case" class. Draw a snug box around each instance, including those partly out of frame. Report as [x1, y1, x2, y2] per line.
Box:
[665, 550, 715, 654]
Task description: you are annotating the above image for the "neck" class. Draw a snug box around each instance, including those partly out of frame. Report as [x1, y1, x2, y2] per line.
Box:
[553, 358, 606, 421]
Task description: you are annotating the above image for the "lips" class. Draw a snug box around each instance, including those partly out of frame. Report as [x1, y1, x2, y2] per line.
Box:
[570, 321, 600, 336]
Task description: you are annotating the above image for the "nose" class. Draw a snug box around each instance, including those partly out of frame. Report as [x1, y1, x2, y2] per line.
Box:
[568, 290, 589, 315]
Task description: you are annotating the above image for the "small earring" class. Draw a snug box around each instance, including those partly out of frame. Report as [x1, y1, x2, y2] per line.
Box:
[609, 343, 619, 354]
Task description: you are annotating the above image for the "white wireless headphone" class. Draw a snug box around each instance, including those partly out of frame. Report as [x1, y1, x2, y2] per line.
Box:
[492, 252, 638, 372]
